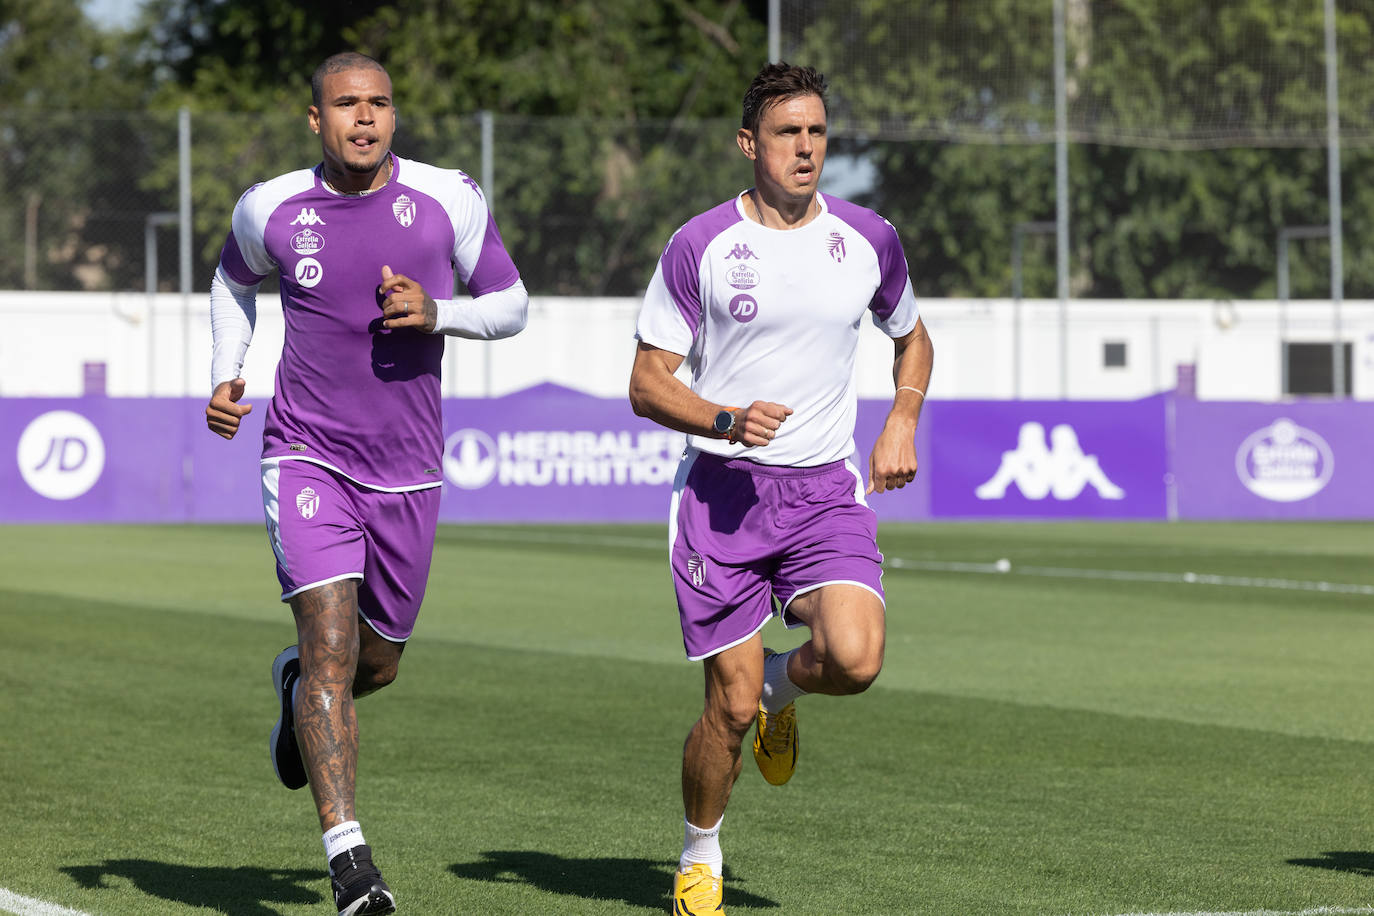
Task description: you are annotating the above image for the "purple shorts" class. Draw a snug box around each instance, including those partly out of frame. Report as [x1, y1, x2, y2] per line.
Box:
[669, 448, 885, 660]
[262, 459, 441, 642]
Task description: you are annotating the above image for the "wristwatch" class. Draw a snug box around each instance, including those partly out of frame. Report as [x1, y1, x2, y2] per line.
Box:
[713, 409, 737, 442]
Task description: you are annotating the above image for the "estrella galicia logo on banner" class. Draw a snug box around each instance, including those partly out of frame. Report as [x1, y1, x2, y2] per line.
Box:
[1235, 418, 1333, 502]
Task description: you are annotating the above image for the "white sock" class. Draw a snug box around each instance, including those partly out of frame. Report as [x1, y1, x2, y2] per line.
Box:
[323, 820, 365, 863]
[680, 815, 723, 877]
[761, 648, 807, 714]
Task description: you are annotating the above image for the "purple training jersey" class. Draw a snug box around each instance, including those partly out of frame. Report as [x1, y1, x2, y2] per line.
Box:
[217, 153, 521, 491]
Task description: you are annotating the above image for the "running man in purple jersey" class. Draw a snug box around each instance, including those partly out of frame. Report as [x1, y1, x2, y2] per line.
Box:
[205, 52, 528, 916]
[629, 62, 933, 915]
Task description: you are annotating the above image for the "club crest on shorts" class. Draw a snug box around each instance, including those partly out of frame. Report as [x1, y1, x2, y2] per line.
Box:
[392, 195, 416, 228]
[687, 553, 707, 588]
[296, 486, 320, 520]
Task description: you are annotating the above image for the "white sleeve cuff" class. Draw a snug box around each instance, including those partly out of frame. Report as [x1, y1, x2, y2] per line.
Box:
[210, 266, 259, 388]
[431, 279, 529, 340]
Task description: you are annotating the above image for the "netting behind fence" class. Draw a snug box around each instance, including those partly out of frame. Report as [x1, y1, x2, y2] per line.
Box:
[779, 0, 1374, 149]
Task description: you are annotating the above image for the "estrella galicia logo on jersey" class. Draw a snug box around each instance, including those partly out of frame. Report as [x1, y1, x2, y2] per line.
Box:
[289, 207, 326, 226]
[296, 487, 320, 519]
[1235, 418, 1334, 502]
[291, 228, 324, 255]
[294, 257, 323, 288]
[687, 553, 707, 588]
[827, 232, 846, 262]
[727, 265, 760, 290]
[724, 243, 759, 260]
[728, 293, 758, 323]
[392, 195, 416, 228]
[442, 428, 499, 489]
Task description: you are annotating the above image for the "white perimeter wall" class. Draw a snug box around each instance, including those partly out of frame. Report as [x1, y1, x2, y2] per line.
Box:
[6, 291, 1373, 400]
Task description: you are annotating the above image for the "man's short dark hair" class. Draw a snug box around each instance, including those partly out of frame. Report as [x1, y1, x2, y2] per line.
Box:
[741, 62, 829, 135]
[311, 52, 388, 108]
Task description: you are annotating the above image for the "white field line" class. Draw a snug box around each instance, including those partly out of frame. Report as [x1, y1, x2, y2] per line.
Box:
[450, 526, 1374, 597]
[1087, 909, 1374, 916]
[885, 556, 1374, 596]
[0, 888, 94, 916]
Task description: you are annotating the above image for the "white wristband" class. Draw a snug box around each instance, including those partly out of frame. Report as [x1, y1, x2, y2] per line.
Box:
[897, 386, 926, 398]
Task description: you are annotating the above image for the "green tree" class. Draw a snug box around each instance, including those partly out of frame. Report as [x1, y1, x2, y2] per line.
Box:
[132, 0, 770, 294]
[794, 0, 1374, 299]
[0, 0, 161, 289]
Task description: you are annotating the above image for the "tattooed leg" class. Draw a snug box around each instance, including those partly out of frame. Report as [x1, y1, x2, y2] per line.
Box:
[291, 580, 362, 832]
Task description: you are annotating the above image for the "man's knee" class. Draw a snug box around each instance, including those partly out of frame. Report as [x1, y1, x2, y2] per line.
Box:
[704, 684, 761, 738]
[818, 640, 884, 695]
[353, 652, 400, 698]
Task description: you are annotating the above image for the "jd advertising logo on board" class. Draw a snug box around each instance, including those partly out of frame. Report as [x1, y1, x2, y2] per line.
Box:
[442, 428, 683, 490]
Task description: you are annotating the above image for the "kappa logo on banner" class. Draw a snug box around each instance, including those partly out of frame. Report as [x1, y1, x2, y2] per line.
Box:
[976, 421, 1125, 501]
[17, 410, 107, 500]
[1235, 418, 1334, 502]
[296, 487, 320, 519]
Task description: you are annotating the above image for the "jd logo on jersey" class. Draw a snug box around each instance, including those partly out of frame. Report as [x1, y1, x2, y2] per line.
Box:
[728, 294, 758, 324]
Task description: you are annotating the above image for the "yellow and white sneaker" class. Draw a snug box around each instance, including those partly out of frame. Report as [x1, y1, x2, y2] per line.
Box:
[752, 700, 798, 786]
[672, 863, 724, 915]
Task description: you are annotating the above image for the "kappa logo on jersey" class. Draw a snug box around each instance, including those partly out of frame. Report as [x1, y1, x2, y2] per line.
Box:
[291, 228, 324, 255]
[294, 257, 323, 288]
[460, 172, 483, 198]
[827, 232, 847, 263]
[728, 293, 758, 324]
[289, 208, 326, 226]
[687, 553, 707, 588]
[724, 243, 759, 260]
[296, 486, 320, 519]
[392, 194, 416, 228]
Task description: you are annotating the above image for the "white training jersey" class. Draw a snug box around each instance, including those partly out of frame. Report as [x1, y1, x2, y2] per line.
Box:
[636, 191, 920, 467]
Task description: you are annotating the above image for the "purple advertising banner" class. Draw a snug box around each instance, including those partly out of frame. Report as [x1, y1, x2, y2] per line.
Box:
[1171, 400, 1374, 519]
[3, 389, 1370, 524]
[928, 397, 1170, 519]
[0, 387, 932, 524]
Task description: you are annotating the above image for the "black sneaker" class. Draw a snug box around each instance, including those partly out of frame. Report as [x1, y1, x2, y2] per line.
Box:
[269, 646, 308, 790]
[330, 845, 396, 916]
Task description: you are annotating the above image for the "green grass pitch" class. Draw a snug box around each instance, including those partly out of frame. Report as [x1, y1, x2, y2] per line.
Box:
[1, 521, 1373, 915]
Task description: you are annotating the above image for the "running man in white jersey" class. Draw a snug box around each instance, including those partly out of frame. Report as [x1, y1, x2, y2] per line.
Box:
[205, 52, 528, 916]
[629, 62, 933, 915]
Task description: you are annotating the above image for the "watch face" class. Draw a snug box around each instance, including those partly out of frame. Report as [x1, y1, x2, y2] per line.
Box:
[714, 411, 733, 434]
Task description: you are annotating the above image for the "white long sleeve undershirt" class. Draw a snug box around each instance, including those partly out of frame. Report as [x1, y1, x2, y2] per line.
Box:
[432, 279, 529, 340]
[209, 266, 258, 388]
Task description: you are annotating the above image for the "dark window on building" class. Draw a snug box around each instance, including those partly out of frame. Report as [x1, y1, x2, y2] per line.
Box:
[1103, 341, 1127, 368]
[1285, 342, 1353, 395]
